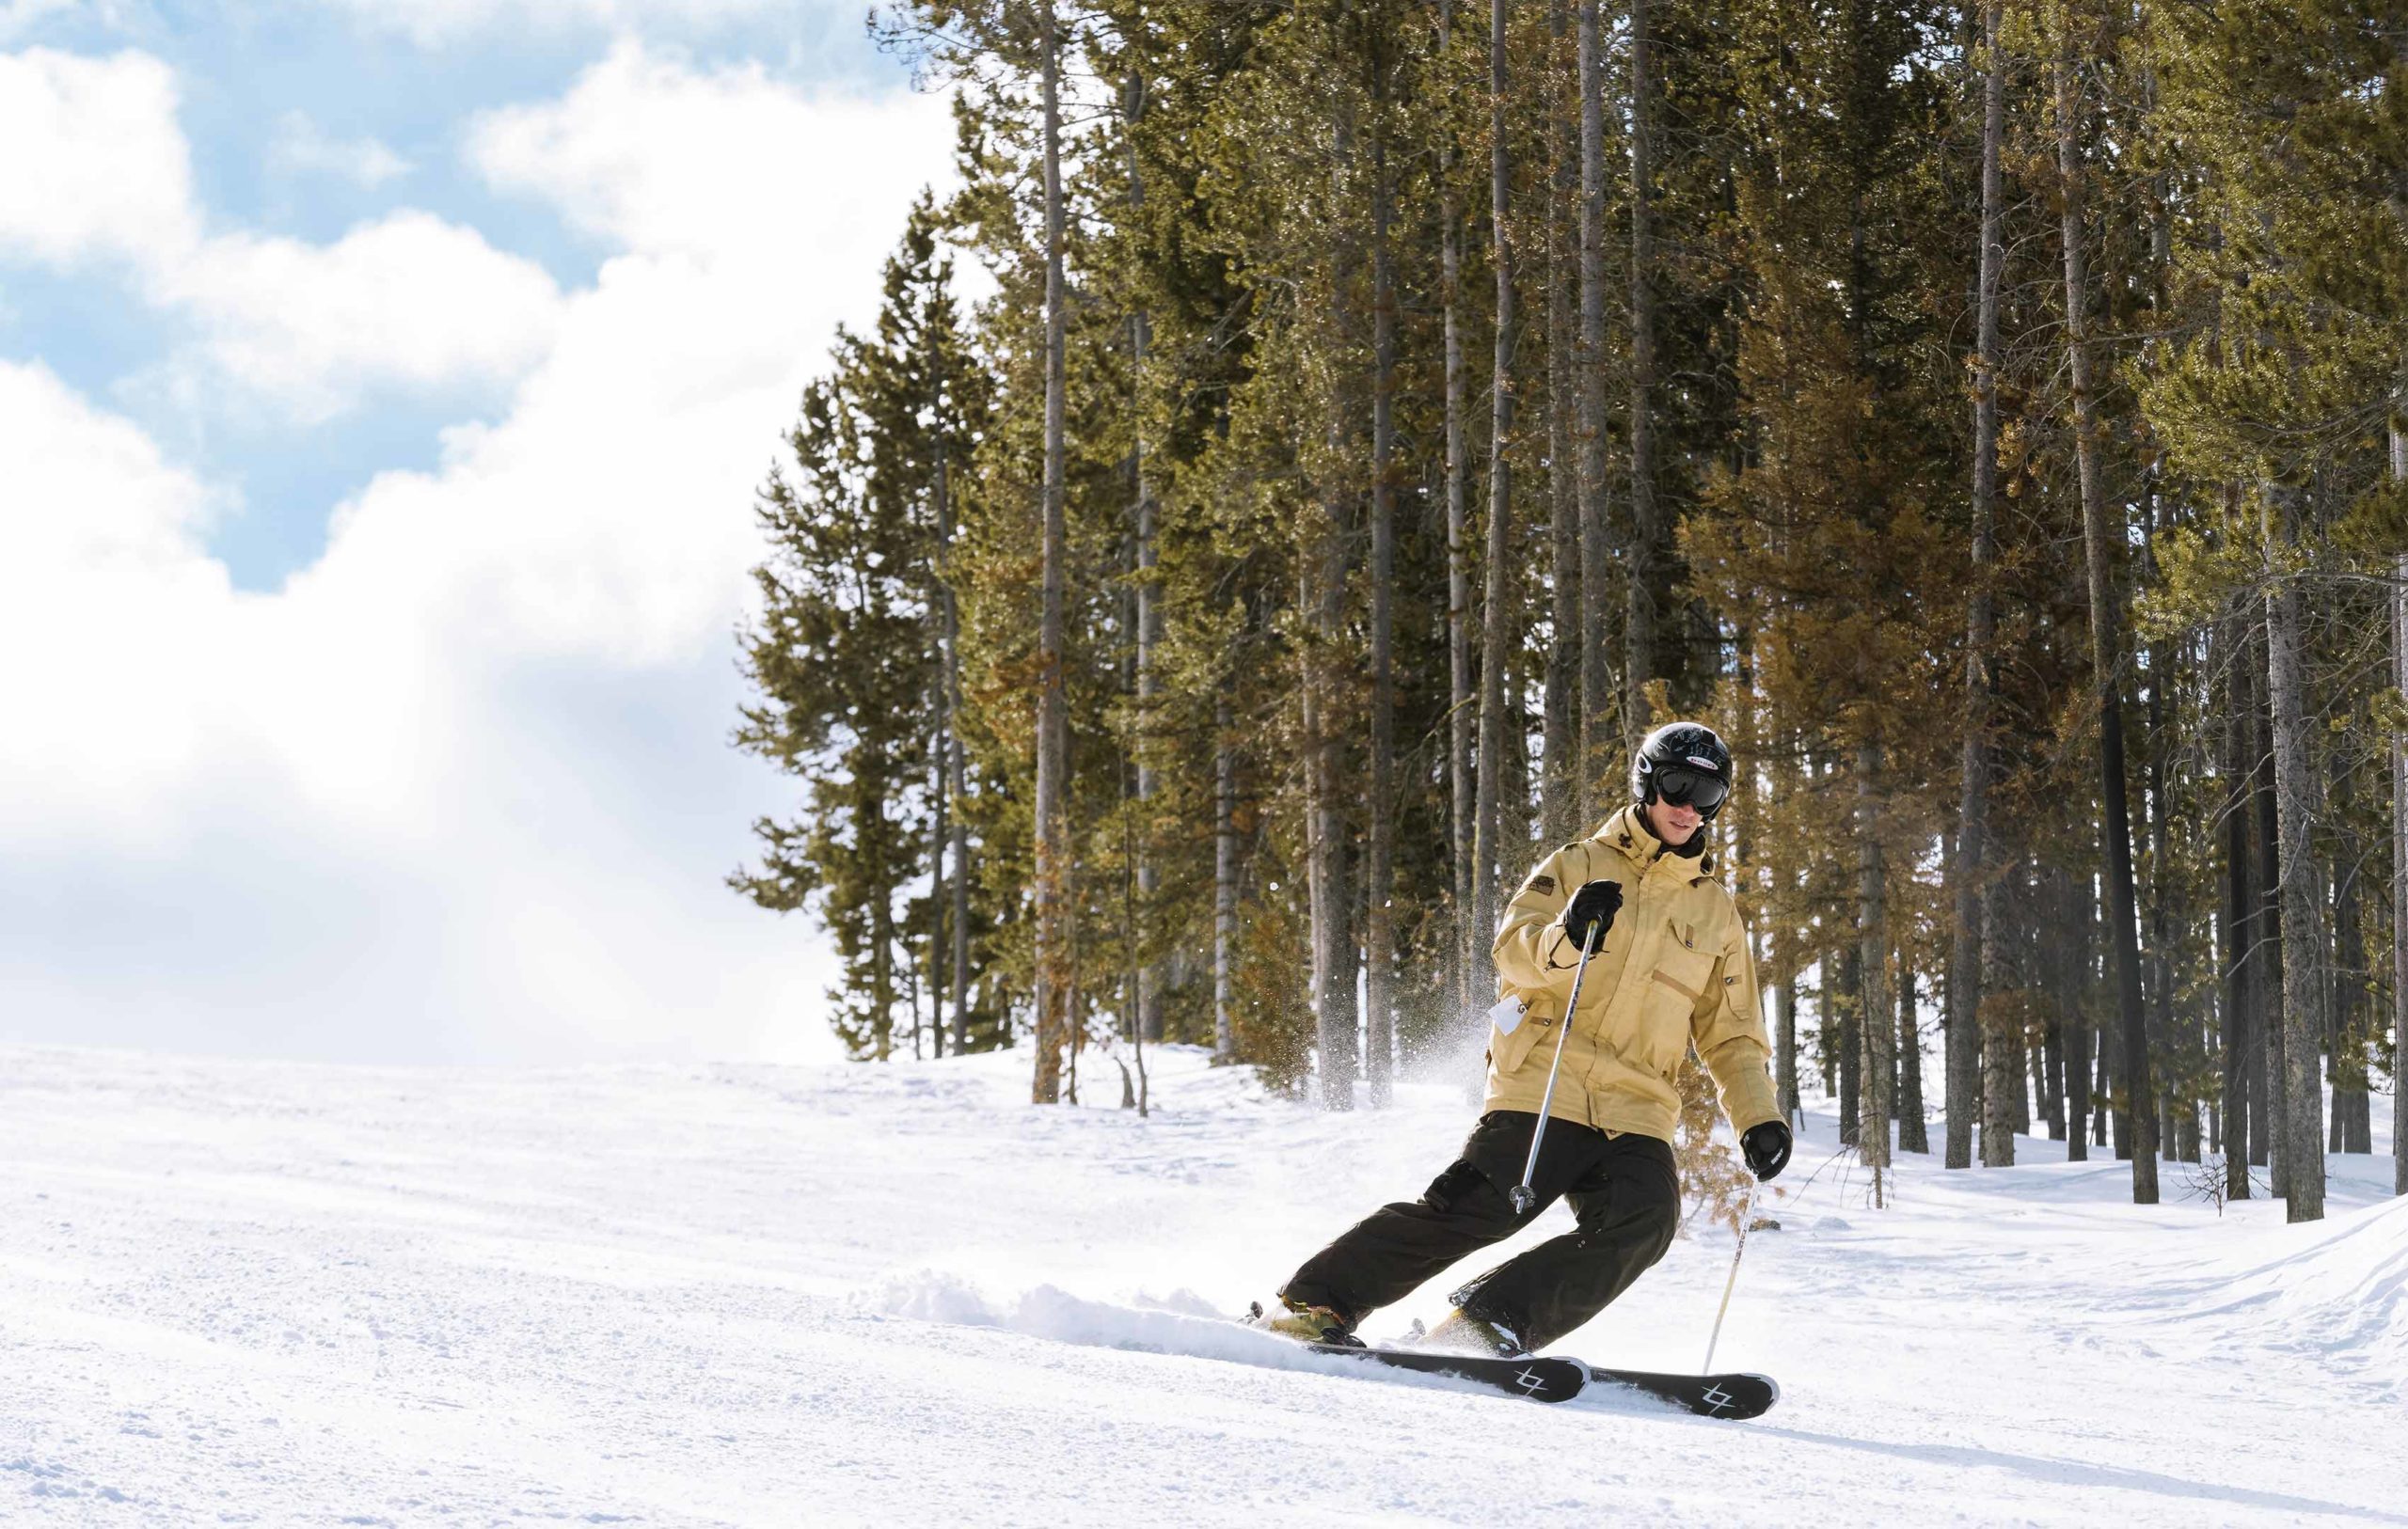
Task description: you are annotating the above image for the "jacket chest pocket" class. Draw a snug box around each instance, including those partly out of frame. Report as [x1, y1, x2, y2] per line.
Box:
[1640, 918, 1718, 1058]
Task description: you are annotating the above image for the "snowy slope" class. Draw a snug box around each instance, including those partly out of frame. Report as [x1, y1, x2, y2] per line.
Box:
[1, 1041, 2400, 1526]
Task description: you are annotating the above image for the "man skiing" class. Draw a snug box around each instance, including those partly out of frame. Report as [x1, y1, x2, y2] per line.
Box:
[1261, 721, 1793, 1359]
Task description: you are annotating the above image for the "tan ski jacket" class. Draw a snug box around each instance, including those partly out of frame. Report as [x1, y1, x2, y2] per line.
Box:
[1484, 804, 1782, 1144]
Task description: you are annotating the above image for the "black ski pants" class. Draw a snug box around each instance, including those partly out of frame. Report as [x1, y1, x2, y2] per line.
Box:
[1278, 1110, 1679, 1352]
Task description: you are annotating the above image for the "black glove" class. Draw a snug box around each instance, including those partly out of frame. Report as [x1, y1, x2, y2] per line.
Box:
[1741, 1120, 1793, 1182]
[1560, 879, 1623, 949]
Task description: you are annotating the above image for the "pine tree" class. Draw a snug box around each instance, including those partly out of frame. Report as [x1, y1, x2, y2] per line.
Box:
[733, 210, 990, 1060]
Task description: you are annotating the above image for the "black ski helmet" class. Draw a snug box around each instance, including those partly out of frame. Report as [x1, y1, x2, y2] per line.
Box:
[1632, 722, 1735, 822]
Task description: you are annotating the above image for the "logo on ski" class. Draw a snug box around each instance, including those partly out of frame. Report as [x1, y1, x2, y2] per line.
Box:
[1700, 1382, 1735, 1415]
[1513, 1366, 1550, 1395]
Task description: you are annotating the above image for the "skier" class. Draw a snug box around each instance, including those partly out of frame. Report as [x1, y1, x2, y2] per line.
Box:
[1260, 721, 1793, 1359]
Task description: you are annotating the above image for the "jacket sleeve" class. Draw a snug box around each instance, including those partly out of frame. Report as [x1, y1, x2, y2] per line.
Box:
[1691, 906, 1782, 1134]
[1490, 843, 1585, 994]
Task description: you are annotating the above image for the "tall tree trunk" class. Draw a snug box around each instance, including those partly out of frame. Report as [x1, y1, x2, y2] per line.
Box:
[1858, 746, 1893, 1202]
[1119, 774, 1147, 1115]
[946, 685, 970, 1055]
[2252, 620, 2288, 1185]
[1132, 447, 1161, 1034]
[1949, 0, 2006, 1171]
[904, 912, 923, 1061]
[1440, 0, 1477, 1025]
[2150, 696, 2194, 1158]
[1470, 0, 1517, 997]
[2092, 1013, 2112, 1146]
[2036, 1016, 2056, 1136]
[930, 718, 947, 1060]
[1503, 623, 1532, 855]
[1213, 701, 1237, 1065]
[2035, 911, 2062, 1140]
[2220, 613, 2254, 1197]
[1624, 0, 1662, 727]
[1979, 872, 2017, 1166]
[2142, 504, 2178, 1161]
[1819, 942, 1840, 1103]
[1308, 99, 1359, 1111]
[2061, 859, 2089, 1159]
[1774, 816, 1800, 1120]
[934, 357, 968, 1058]
[1777, 968, 1799, 1122]
[2393, 406, 2406, 1197]
[1366, 92, 1401, 1110]
[1576, 0, 1616, 819]
[2327, 743, 2370, 1156]
[873, 881, 895, 1062]
[1122, 71, 1163, 1048]
[2142, 119, 2183, 1166]
[1031, 2, 1069, 1105]
[2052, 17, 2155, 1201]
[1541, 0, 1580, 847]
[1898, 962, 1927, 1153]
[1064, 949, 1081, 1105]
[1302, 548, 1354, 1110]
[2262, 482, 2324, 1221]
[2040, 876, 2074, 1141]
[2330, 795, 2368, 1154]
[1840, 944, 1863, 1148]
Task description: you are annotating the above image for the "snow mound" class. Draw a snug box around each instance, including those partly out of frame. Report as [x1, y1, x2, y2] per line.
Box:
[2169, 1194, 2408, 1381]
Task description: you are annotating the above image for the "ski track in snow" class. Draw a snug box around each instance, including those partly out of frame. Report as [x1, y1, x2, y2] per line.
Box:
[0, 1042, 2400, 1526]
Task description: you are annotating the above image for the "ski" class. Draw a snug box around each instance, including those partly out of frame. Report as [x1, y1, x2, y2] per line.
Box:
[1247, 1307, 1776, 1415]
[1585, 1365, 1779, 1420]
[1301, 1341, 1591, 1403]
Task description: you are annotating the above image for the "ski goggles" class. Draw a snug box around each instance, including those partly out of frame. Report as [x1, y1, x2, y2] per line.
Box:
[1653, 765, 1730, 812]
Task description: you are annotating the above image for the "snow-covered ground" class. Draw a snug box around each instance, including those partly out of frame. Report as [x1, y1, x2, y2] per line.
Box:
[2, 1040, 2400, 1526]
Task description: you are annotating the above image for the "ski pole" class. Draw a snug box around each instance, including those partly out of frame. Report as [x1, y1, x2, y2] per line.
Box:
[1509, 920, 1604, 1216]
[1703, 1176, 1761, 1373]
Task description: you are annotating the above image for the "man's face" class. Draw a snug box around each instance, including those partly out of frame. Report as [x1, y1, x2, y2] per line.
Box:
[1644, 796, 1703, 846]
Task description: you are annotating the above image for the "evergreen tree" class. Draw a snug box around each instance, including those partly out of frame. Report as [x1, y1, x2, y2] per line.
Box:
[732, 208, 993, 1060]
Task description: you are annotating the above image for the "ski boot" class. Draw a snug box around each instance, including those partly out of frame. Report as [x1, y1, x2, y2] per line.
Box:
[1249, 1295, 1364, 1348]
[1420, 1307, 1527, 1358]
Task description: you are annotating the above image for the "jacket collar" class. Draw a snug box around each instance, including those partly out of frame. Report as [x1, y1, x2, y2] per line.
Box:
[1596, 804, 1716, 879]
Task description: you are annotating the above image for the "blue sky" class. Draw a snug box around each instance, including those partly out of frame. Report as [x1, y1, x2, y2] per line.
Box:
[6, 1, 904, 589]
[0, 1, 960, 1063]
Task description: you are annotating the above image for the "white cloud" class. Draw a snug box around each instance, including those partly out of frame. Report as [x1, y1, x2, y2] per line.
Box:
[266, 111, 412, 187]
[0, 0, 77, 44]
[470, 40, 926, 261]
[309, 0, 798, 48]
[162, 213, 563, 423]
[0, 47, 198, 267]
[0, 46, 563, 418]
[0, 359, 234, 836]
[0, 45, 958, 1064]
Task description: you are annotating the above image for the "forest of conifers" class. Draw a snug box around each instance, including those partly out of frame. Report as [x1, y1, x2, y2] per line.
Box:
[729, 0, 2406, 1222]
